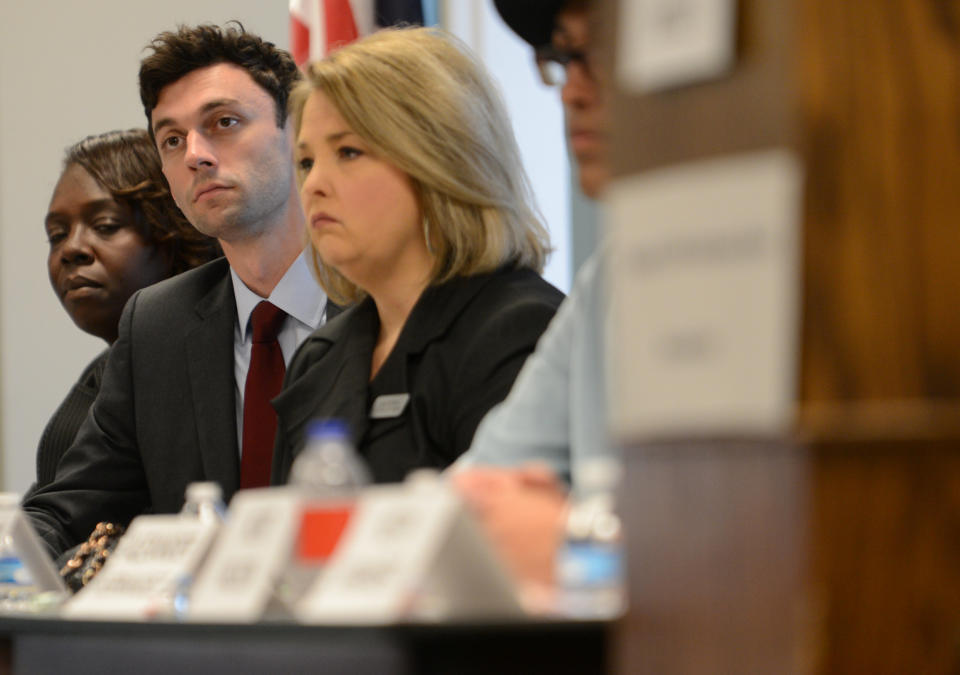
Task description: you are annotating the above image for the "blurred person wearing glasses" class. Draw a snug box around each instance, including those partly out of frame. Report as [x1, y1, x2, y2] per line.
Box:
[454, 0, 613, 589]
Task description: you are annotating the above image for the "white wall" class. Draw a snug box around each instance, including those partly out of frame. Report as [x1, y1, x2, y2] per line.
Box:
[0, 1, 569, 492]
[443, 1, 571, 291]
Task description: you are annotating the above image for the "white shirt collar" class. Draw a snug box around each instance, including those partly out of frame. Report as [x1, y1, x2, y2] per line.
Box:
[231, 250, 326, 337]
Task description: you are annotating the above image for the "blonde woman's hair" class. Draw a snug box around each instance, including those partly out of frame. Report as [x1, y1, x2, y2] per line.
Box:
[290, 26, 551, 304]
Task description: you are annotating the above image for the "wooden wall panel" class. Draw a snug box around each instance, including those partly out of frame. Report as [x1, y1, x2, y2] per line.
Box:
[605, 0, 960, 672]
[798, 0, 960, 401]
[614, 442, 809, 673]
[601, 0, 798, 176]
[808, 436, 960, 672]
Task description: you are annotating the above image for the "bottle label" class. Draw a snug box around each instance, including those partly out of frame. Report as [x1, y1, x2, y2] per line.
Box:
[558, 542, 622, 588]
[0, 555, 33, 585]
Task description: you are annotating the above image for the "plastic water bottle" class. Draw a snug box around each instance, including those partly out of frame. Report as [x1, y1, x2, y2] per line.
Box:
[289, 419, 371, 493]
[180, 482, 228, 524]
[556, 458, 624, 618]
[282, 419, 371, 606]
[172, 482, 227, 618]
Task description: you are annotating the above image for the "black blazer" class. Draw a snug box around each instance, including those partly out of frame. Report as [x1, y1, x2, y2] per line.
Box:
[23, 258, 242, 557]
[271, 266, 564, 484]
[34, 349, 109, 491]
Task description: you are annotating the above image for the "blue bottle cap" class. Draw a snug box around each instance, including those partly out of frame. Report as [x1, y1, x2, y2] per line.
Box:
[305, 418, 352, 441]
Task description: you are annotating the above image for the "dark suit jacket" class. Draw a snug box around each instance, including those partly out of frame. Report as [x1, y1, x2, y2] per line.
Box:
[23, 258, 241, 557]
[271, 266, 564, 484]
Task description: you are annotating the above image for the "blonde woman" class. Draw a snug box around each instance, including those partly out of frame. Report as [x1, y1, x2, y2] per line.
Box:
[272, 27, 564, 483]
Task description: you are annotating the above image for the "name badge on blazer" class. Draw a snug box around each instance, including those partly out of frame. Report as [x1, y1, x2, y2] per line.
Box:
[370, 393, 410, 419]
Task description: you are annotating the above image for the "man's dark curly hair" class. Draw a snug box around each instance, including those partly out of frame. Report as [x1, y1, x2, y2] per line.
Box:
[65, 129, 222, 274]
[138, 22, 301, 136]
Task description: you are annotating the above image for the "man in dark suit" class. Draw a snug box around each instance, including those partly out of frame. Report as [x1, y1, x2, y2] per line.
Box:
[23, 24, 330, 558]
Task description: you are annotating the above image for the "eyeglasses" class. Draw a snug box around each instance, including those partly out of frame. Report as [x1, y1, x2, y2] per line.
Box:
[534, 45, 592, 87]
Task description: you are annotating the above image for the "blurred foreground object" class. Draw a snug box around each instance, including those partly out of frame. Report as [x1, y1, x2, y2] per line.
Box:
[0, 494, 68, 612]
[180, 482, 228, 525]
[556, 459, 622, 618]
[602, 0, 960, 672]
[284, 419, 370, 606]
[61, 484, 223, 621]
[453, 464, 567, 593]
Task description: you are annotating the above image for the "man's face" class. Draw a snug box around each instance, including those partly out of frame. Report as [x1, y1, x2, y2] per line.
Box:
[555, 7, 609, 199]
[150, 63, 296, 244]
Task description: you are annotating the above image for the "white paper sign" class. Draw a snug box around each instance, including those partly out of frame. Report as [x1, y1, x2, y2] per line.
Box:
[618, 0, 736, 92]
[607, 148, 802, 441]
[63, 515, 219, 620]
[187, 488, 301, 623]
[296, 477, 522, 624]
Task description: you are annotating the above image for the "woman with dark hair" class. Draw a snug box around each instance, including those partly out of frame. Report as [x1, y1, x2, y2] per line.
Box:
[37, 128, 220, 490]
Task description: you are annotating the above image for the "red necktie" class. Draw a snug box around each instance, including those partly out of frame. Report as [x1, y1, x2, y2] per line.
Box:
[240, 301, 287, 489]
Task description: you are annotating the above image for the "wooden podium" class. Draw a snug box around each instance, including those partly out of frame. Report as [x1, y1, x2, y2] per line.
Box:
[602, 0, 960, 672]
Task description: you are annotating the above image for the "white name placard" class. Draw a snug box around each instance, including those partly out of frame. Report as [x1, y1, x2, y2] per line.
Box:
[296, 476, 522, 624]
[187, 488, 301, 623]
[63, 515, 219, 620]
[618, 0, 736, 92]
[607, 148, 802, 441]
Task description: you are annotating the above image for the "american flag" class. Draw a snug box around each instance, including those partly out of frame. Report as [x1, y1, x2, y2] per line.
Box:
[289, 0, 432, 67]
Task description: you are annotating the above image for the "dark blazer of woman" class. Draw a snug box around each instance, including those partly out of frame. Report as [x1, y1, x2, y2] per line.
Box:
[32, 350, 108, 491]
[271, 266, 564, 483]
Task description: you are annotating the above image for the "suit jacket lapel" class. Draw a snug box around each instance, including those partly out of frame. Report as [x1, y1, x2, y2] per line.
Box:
[325, 300, 346, 321]
[185, 268, 240, 495]
[273, 300, 377, 461]
[275, 273, 502, 465]
[394, 270, 500, 357]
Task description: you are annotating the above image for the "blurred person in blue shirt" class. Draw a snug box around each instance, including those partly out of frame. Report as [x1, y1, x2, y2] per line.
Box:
[455, 0, 614, 588]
